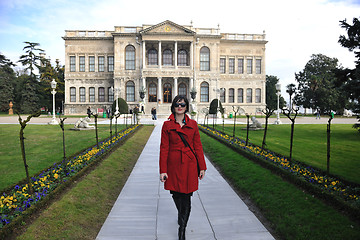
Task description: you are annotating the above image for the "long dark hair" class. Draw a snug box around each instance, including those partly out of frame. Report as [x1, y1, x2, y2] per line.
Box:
[171, 95, 189, 114]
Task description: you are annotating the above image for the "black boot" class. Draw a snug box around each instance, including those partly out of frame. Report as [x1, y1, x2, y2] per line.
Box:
[178, 196, 191, 240]
[172, 195, 182, 225]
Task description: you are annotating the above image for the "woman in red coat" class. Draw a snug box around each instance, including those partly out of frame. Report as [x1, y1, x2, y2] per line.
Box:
[160, 95, 207, 240]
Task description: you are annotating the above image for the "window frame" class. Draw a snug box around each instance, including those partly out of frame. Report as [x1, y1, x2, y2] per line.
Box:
[220, 58, 226, 74]
[125, 45, 136, 70]
[79, 87, 85, 102]
[98, 87, 105, 102]
[70, 87, 76, 102]
[178, 49, 188, 66]
[70, 56, 76, 72]
[126, 81, 135, 102]
[89, 56, 95, 72]
[98, 56, 105, 72]
[246, 88, 252, 103]
[238, 88, 244, 103]
[108, 87, 114, 102]
[200, 47, 210, 71]
[229, 88, 234, 103]
[229, 58, 235, 74]
[200, 82, 209, 102]
[89, 87, 95, 102]
[163, 49, 173, 66]
[79, 56, 85, 72]
[247, 58, 253, 74]
[108, 56, 114, 72]
[238, 58, 244, 74]
[255, 88, 261, 103]
[256, 59, 262, 74]
[148, 49, 158, 65]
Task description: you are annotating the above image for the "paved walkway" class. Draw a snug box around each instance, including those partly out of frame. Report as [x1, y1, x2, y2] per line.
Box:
[96, 120, 274, 240]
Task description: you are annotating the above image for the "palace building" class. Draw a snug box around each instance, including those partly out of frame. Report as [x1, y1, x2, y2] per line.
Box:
[62, 20, 267, 116]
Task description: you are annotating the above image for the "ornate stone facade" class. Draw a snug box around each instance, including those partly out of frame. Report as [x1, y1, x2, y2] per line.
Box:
[63, 20, 267, 116]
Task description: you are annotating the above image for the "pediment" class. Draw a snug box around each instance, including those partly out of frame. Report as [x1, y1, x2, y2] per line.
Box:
[140, 20, 195, 35]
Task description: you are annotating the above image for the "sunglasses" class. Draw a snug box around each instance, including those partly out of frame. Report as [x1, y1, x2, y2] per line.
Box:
[174, 103, 186, 108]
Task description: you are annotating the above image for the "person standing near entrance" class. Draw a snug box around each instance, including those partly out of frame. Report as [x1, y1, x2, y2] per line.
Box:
[159, 95, 207, 240]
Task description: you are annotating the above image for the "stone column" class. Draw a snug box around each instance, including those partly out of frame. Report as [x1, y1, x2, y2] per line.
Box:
[158, 41, 162, 69]
[174, 77, 178, 97]
[190, 41, 193, 70]
[142, 41, 146, 68]
[142, 77, 146, 89]
[190, 77, 194, 91]
[174, 41, 178, 69]
[158, 77, 162, 103]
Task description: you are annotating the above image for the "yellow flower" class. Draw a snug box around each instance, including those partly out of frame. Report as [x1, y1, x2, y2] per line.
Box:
[54, 173, 59, 179]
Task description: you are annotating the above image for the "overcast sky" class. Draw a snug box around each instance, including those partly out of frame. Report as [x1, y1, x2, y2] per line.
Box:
[1, 0, 359, 95]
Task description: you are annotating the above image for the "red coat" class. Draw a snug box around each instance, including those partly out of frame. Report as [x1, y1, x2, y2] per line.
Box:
[159, 114, 207, 194]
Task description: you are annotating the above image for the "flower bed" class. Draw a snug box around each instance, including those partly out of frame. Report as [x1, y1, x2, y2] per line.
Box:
[199, 124, 360, 217]
[0, 124, 140, 231]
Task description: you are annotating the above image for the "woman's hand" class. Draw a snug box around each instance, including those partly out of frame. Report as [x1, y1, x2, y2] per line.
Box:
[199, 170, 205, 180]
[160, 173, 168, 182]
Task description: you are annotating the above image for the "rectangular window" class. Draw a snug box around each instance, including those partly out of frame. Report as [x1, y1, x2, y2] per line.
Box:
[238, 58, 244, 74]
[98, 56, 105, 72]
[229, 88, 234, 103]
[108, 56, 114, 72]
[89, 56, 95, 72]
[256, 59, 261, 74]
[108, 87, 114, 102]
[238, 88, 243, 103]
[79, 56, 85, 72]
[220, 58, 226, 74]
[89, 87, 95, 102]
[70, 56, 76, 72]
[98, 87, 105, 102]
[229, 58, 235, 74]
[247, 59, 253, 74]
[70, 87, 76, 102]
[80, 87, 85, 102]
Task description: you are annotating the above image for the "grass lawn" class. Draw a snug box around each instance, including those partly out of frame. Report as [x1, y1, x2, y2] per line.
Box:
[0, 124, 126, 191]
[213, 124, 360, 184]
[200, 132, 360, 240]
[15, 125, 154, 240]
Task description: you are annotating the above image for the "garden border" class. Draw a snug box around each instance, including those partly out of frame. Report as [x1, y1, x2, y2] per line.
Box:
[199, 125, 360, 222]
[0, 125, 142, 239]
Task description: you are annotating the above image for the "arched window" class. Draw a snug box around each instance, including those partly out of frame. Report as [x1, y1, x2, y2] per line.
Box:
[200, 82, 209, 102]
[178, 83, 187, 96]
[238, 88, 244, 103]
[126, 81, 135, 102]
[163, 49, 173, 65]
[200, 47, 210, 71]
[246, 88, 252, 103]
[220, 88, 226, 103]
[108, 87, 114, 102]
[79, 87, 85, 102]
[125, 45, 135, 70]
[89, 87, 95, 102]
[229, 88, 234, 103]
[148, 82, 157, 102]
[163, 83, 172, 103]
[255, 88, 261, 103]
[178, 49, 188, 66]
[70, 87, 76, 102]
[148, 49, 158, 65]
[98, 87, 105, 102]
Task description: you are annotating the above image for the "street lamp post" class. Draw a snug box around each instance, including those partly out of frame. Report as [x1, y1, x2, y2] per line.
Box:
[49, 79, 59, 125]
[274, 83, 282, 125]
[111, 86, 120, 115]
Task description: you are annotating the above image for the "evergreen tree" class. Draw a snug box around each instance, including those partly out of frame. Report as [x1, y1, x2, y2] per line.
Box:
[18, 42, 44, 77]
[20, 76, 40, 113]
[266, 75, 285, 110]
[0, 53, 16, 112]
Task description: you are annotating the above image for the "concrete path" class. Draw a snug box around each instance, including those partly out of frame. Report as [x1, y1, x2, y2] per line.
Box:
[96, 120, 274, 240]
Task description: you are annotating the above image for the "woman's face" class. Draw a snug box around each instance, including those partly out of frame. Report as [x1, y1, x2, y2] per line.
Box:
[174, 99, 186, 114]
